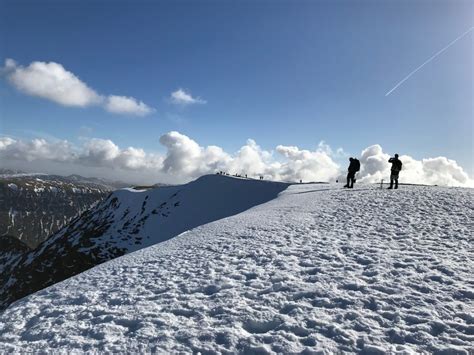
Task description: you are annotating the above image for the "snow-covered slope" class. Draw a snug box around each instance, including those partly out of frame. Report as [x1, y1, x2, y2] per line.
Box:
[0, 175, 288, 310]
[0, 183, 472, 353]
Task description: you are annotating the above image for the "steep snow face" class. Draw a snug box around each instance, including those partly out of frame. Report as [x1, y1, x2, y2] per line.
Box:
[87, 174, 290, 254]
[0, 175, 289, 310]
[0, 183, 472, 353]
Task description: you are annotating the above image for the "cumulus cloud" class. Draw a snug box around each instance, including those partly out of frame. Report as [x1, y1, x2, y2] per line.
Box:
[0, 134, 472, 187]
[229, 139, 271, 177]
[81, 139, 121, 165]
[157, 133, 339, 182]
[0, 136, 161, 175]
[0, 137, 76, 162]
[105, 95, 154, 116]
[4, 59, 102, 107]
[356, 144, 474, 187]
[275, 144, 340, 182]
[357, 144, 391, 183]
[2, 59, 154, 116]
[78, 138, 162, 171]
[159, 131, 230, 176]
[170, 89, 206, 105]
[0, 137, 15, 150]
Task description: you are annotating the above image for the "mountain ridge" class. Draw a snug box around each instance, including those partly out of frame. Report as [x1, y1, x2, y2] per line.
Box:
[0, 175, 289, 310]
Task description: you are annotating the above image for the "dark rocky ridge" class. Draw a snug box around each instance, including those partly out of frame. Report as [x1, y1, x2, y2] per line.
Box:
[0, 235, 30, 275]
[0, 174, 120, 248]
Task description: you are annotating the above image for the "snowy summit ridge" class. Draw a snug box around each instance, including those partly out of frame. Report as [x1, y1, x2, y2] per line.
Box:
[0, 174, 289, 311]
[0, 180, 472, 353]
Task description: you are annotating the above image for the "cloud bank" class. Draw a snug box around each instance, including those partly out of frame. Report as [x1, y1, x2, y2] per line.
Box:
[170, 89, 206, 105]
[357, 144, 473, 187]
[2, 59, 154, 116]
[0, 133, 472, 187]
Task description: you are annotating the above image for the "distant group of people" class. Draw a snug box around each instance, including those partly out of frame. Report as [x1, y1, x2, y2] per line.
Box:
[344, 154, 402, 189]
[216, 171, 249, 179]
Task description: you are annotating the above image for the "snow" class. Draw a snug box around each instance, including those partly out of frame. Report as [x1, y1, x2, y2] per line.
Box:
[122, 187, 148, 192]
[33, 186, 45, 193]
[7, 183, 18, 191]
[0, 182, 473, 353]
[7, 208, 17, 229]
[0, 173, 46, 178]
[32, 174, 291, 258]
[49, 186, 58, 193]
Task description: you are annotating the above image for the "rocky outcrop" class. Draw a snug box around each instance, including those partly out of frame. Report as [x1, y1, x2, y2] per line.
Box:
[0, 174, 117, 248]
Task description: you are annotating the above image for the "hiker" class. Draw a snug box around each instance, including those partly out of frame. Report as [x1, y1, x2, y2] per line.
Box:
[388, 154, 402, 189]
[344, 157, 360, 188]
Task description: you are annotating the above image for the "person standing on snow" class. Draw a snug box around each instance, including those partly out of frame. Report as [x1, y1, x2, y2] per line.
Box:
[344, 157, 360, 188]
[388, 154, 402, 189]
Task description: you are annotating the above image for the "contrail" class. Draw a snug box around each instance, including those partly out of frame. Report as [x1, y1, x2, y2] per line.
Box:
[385, 26, 474, 96]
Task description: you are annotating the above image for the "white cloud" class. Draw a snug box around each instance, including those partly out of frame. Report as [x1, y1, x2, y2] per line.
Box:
[4, 58, 17, 70]
[2, 59, 154, 116]
[4, 60, 102, 107]
[0, 137, 76, 162]
[81, 139, 121, 164]
[0, 134, 472, 187]
[79, 138, 162, 171]
[229, 139, 270, 177]
[0, 137, 15, 150]
[0, 136, 161, 175]
[159, 131, 230, 177]
[275, 144, 341, 182]
[357, 144, 391, 183]
[159, 131, 206, 174]
[170, 89, 206, 105]
[356, 144, 474, 187]
[105, 95, 155, 116]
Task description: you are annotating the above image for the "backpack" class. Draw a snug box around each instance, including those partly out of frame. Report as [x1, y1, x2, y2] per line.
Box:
[392, 160, 402, 172]
[354, 159, 360, 172]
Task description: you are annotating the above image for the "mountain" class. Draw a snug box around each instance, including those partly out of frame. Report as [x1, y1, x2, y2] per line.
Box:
[59, 174, 130, 190]
[0, 173, 125, 248]
[0, 175, 288, 311]
[0, 235, 30, 275]
[0, 168, 25, 176]
[0, 182, 471, 353]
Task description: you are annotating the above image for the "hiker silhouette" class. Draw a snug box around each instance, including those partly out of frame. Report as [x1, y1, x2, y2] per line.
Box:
[388, 154, 402, 189]
[344, 157, 360, 188]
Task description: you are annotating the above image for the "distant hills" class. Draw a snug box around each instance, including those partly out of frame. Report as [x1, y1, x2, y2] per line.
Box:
[0, 170, 129, 248]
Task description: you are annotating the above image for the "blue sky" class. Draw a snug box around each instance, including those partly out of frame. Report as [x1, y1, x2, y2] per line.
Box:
[0, 0, 473, 181]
